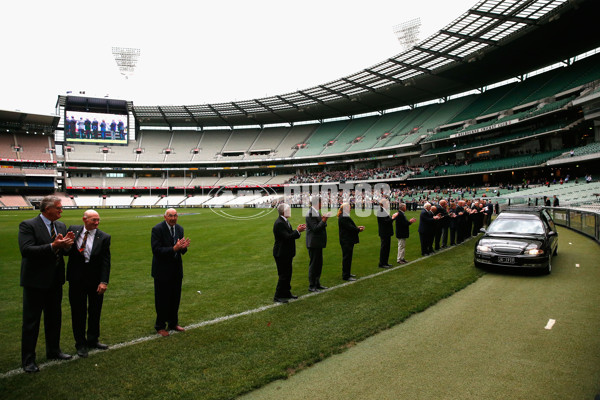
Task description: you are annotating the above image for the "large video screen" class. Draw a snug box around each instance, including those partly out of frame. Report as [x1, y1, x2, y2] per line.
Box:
[65, 111, 128, 144]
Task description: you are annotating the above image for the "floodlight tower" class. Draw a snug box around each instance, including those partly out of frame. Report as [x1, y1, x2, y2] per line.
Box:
[111, 47, 141, 79]
[393, 18, 421, 51]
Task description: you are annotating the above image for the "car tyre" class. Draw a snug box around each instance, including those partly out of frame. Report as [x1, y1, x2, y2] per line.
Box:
[545, 255, 552, 275]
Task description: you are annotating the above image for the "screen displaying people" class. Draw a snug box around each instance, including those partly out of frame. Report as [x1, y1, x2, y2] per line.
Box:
[64, 111, 128, 144]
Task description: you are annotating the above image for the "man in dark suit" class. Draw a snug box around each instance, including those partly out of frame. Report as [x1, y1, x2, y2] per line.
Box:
[394, 203, 416, 264]
[273, 203, 306, 303]
[376, 199, 394, 268]
[151, 208, 191, 337]
[418, 202, 436, 256]
[18, 195, 75, 373]
[306, 197, 329, 292]
[338, 203, 364, 281]
[67, 210, 111, 358]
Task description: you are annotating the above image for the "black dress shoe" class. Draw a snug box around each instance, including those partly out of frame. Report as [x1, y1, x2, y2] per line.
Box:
[89, 342, 109, 350]
[47, 352, 73, 360]
[308, 287, 320, 293]
[343, 277, 357, 281]
[378, 264, 390, 269]
[23, 362, 40, 373]
[317, 285, 328, 290]
[350, 274, 357, 278]
[288, 294, 299, 299]
[77, 347, 89, 358]
[273, 297, 289, 303]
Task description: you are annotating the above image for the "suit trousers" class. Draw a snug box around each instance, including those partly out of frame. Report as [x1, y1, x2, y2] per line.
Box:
[397, 238, 406, 262]
[69, 280, 104, 348]
[449, 226, 457, 245]
[341, 243, 354, 279]
[441, 226, 448, 247]
[308, 248, 323, 288]
[419, 232, 431, 255]
[154, 276, 182, 331]
[379, 236, 391, 266]
[274, 256, 293, 298]
[22, 285, 63, 366]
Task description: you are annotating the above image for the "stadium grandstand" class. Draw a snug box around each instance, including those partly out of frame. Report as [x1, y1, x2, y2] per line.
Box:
[1, 0, 599, 211]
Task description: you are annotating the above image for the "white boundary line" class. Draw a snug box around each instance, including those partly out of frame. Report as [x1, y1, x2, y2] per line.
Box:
[0, 239, 472, 379]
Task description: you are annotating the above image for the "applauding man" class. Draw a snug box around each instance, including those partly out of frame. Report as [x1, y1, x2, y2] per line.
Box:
[151, 208, 191, 337]
[67, 210, 111, 358]
[19, 195, 75, 373]
[272, 204, 306, 303]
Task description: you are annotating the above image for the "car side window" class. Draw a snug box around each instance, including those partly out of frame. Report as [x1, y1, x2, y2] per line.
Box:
[542, 210, 556, 231]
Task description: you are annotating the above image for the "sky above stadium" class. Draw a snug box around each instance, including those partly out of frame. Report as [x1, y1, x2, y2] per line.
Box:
[1, 0, 476, 116]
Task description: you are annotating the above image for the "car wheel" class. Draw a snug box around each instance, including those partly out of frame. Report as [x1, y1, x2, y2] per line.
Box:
[545, 255, 552, 275]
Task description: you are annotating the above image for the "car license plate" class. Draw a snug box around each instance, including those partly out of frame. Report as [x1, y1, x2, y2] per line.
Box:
[498, 257, 515, 264]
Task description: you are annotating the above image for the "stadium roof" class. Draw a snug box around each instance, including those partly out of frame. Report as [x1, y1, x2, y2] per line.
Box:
[133, 0, 600, 128]
[0, 109, 59, 134]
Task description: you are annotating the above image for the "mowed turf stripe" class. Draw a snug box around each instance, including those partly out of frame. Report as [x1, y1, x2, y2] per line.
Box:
[0, 239, 463, 380]
[241, 227, 600, 400]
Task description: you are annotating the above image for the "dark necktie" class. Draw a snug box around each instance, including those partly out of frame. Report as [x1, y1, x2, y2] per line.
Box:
[50, 222, 59, 259]
[287, 220, 292, 230]
[79, 231, 89, 253]
[171, 226, 176, 244]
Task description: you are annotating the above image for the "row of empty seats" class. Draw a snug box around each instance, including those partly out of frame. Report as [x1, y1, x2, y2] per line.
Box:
[65, 174, 294, 188]
[501, 180, 600, 205]
[68, 193, 284, 208]
[0, 133, 54, 161]
[411, 150, 564, 179]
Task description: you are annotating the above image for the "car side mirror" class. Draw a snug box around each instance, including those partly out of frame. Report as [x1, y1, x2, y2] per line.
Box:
[479, 228, 486, 233]
[548, 231, 556, 236]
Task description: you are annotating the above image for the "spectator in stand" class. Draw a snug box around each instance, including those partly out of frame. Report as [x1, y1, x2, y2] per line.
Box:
[553, 195, 559, 207]
[337, 203, 364, 281]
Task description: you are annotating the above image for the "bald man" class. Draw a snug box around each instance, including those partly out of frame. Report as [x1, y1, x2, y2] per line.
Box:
[151, 208, 190, 337]
[67, 210, 111, 358]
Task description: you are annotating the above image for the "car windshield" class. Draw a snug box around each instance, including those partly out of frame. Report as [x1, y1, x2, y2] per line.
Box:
[487, 218, 545, 234]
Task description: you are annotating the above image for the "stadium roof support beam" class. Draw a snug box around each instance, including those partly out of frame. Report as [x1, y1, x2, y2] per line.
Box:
[386, 58, 431, 75]
[206, 104, 231, 127]
[297, 90, 344, 114]
[413, 46, 463, 63]
[318, 85, 351, 100]
[468, 9, 538, 26]
[182, 106, 202, 128]
[439, 30, 497, 46]
[364, 68, 404, 85]
[156, 106, 172, 130]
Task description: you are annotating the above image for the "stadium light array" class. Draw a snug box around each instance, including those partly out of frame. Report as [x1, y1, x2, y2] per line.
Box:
[393, 18, 421, 51]
[112, 47, 141, 79]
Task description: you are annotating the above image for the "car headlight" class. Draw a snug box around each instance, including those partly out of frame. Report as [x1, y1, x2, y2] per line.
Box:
[525, 248, 544, 255]
[477, 245, 492, 252]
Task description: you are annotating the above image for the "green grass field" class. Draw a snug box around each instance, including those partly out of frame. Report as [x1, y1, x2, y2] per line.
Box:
[0, 207, 483, 399]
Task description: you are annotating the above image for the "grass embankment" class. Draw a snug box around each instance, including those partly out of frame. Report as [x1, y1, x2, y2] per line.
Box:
[0, 207, 482, 399]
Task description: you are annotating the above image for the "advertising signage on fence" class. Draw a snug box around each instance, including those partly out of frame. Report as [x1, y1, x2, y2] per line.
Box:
[450, 119, 518, 139]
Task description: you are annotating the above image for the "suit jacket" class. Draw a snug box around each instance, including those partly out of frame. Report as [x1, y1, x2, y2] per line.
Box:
[66, 225, 111, 284]
[395, 211, 411, 239]
[305, 207, 327, 249]
[377, 209, 394, 238]
[338, 214, 360, 245]
[273, 216, 300, 258]
[19, 215, 67, 288]
[151, 221, 187, 281]
[418, 209, 435, 234]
